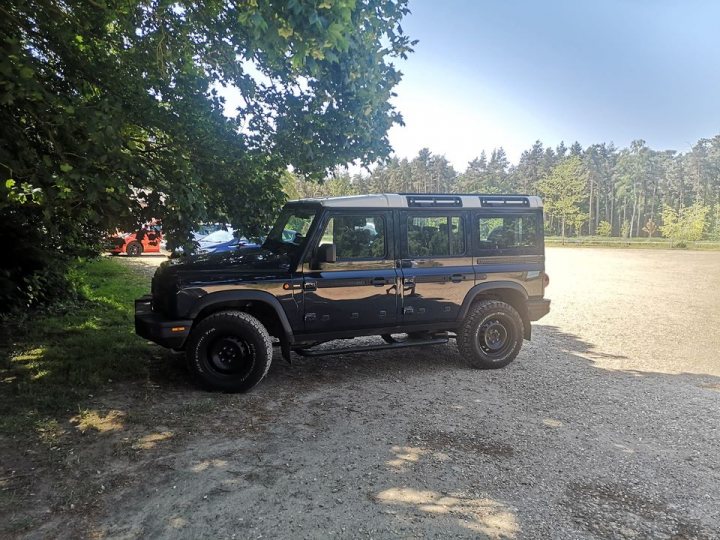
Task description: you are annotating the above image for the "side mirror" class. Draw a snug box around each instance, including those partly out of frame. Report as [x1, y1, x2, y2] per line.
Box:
[317, 243, 337, 264]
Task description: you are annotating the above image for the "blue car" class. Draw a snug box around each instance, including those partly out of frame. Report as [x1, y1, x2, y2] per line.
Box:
[196, 228, 261, 254]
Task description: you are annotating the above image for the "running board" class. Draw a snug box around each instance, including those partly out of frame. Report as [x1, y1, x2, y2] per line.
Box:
[293, 337, 449, 357]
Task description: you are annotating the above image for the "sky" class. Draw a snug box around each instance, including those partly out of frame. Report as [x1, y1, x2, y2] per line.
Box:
[388, 0, 720, 169]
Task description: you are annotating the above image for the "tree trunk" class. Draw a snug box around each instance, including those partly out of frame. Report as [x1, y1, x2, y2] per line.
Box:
[589, 177, 594, 235]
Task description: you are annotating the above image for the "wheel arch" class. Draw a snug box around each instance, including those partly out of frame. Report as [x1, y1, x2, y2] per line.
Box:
[458, 282, 531, 340]
[183, 290, 294, 341]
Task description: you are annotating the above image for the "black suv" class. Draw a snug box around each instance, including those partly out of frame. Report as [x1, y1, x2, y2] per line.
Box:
[136, 194, 550, 392]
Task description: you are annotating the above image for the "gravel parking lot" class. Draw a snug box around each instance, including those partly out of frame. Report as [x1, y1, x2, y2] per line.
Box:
[9, 248, 720, 538]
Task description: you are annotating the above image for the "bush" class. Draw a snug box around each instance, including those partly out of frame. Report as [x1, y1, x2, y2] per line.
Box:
[0, 210, 80, 314]
[620, 220, 630, 239]
[596, 220, 612, 237]
[660, 203, 709, 246]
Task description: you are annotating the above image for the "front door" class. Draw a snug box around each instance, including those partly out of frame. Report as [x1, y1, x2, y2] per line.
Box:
[302, 211, 398, 333]
[398, 211, 475, 323]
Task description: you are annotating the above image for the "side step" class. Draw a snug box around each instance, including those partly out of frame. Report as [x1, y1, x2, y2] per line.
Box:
[293, 337, 449, 358]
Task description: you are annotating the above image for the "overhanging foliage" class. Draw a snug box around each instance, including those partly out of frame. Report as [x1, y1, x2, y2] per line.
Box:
[0, 0, 414, 310]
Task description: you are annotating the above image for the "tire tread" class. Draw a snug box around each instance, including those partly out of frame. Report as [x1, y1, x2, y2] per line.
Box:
[186, 310, 273, 392]
[457, 299, 523, 369]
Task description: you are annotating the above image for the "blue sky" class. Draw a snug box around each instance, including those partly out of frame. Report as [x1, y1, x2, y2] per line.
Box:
[388, 0, 720, 169]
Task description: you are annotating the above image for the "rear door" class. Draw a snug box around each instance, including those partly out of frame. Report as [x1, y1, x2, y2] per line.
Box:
[302, 211, 399, 332]
[398, 211, 474, 323]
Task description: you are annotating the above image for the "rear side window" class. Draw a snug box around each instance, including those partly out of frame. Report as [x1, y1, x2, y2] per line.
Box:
[407, 215, 465, 257]
[320, 215, 386, 259]
[476, 214, 539, 252]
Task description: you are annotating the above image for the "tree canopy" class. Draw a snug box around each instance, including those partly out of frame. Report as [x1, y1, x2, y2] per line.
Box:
[0, 0, 414, 309]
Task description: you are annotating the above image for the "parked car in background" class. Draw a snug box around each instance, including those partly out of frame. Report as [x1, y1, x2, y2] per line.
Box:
[109, 224, 163, 256]
[172, 225, 259, 255]
[196, 228, 257, 254]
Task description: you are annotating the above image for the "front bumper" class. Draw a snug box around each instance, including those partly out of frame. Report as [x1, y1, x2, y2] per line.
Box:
[527, 298, 551, 321]
[135, 295, 192, 349]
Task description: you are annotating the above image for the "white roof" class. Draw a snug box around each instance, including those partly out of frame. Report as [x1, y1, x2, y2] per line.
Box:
[290, 193, 543, 208]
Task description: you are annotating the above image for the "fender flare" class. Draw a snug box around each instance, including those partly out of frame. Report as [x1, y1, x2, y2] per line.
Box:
[457, 281, 531, 339]
[181, 290, 294, 339]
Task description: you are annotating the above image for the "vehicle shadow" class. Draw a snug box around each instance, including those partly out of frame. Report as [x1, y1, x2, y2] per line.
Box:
[3, 322, 720, 538]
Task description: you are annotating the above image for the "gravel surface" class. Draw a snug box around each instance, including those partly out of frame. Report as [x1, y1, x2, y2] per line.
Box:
[8, 249, 720, 539]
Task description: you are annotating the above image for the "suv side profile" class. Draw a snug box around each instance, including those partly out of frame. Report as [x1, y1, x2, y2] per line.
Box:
[135, 194, 550, 392]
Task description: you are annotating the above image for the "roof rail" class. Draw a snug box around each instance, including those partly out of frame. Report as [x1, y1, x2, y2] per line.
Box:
[406, 195, 463, 208]
[479, 195, 530, 208]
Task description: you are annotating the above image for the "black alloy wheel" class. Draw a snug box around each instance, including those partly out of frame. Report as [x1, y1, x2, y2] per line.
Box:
[186, 310, 273, 392]
[208, 336, 254, 376]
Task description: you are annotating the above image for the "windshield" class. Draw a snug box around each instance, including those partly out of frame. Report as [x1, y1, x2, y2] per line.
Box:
[263, 206, 318, 256]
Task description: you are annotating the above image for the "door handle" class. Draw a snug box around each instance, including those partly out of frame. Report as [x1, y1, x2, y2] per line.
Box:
[303, 281, 317, 291]
[450, 273, 463, 283]
[371, 277, 386, 287]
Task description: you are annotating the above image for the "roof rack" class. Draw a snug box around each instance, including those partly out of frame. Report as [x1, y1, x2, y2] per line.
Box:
[406, 195, 463, 208]
[479, 195, 530, 208]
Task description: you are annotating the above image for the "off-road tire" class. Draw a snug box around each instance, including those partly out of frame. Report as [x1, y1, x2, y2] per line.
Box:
[186, 310, 273, 392]
[457, 300, 523, 369]
[126, 241, 143, 256]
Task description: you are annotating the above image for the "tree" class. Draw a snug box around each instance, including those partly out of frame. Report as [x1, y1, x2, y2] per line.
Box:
[660, 203, 709, 246]
[537, 156, 588, 242]
[515, 141, 545, 194]
[1, 0, 414, 309]
[642, 219, 658, 238]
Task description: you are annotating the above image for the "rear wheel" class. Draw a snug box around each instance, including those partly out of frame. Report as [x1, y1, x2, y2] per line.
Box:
[186, 310, 272, 392]
[126, 241, 143, 256]
[457, 300, 523, 369]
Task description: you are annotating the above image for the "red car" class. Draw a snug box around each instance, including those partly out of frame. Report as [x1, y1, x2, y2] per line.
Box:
[109, 225, 163, 256]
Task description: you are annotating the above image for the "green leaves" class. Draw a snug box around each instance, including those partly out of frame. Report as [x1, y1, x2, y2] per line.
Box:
[1, 0, 411, 306]
[660, 203, 709, 245]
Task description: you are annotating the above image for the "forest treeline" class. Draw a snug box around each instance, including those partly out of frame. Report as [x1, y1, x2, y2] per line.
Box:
[286, 136, 720, 241]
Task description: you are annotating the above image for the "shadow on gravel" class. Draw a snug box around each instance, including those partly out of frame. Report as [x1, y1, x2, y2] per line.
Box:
[3, 326, 720, 538]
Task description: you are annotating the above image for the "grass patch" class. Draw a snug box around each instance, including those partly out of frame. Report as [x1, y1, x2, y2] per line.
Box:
[0, 258, 158, 433]
[545, 236, 720, 250]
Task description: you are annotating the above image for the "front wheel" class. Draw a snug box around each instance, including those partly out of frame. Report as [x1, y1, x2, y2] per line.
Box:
[457, 300, 523, 369]
[126, 241, 143, 256]
[186, 311, 273, 392]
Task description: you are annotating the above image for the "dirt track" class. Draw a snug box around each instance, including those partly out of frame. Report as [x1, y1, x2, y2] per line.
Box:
[6, 248, 720, 538]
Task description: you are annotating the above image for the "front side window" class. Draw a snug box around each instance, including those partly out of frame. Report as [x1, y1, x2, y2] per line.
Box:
[320, 215, 386, 259]
[264, 206, 318, 256]
[477, 214, 539, 252]
[407, 215, 465, 257]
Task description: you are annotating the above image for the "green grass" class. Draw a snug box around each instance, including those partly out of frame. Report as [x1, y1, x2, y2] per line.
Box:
[0, 258, 158, 433]
[545, 236, 720, 250]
